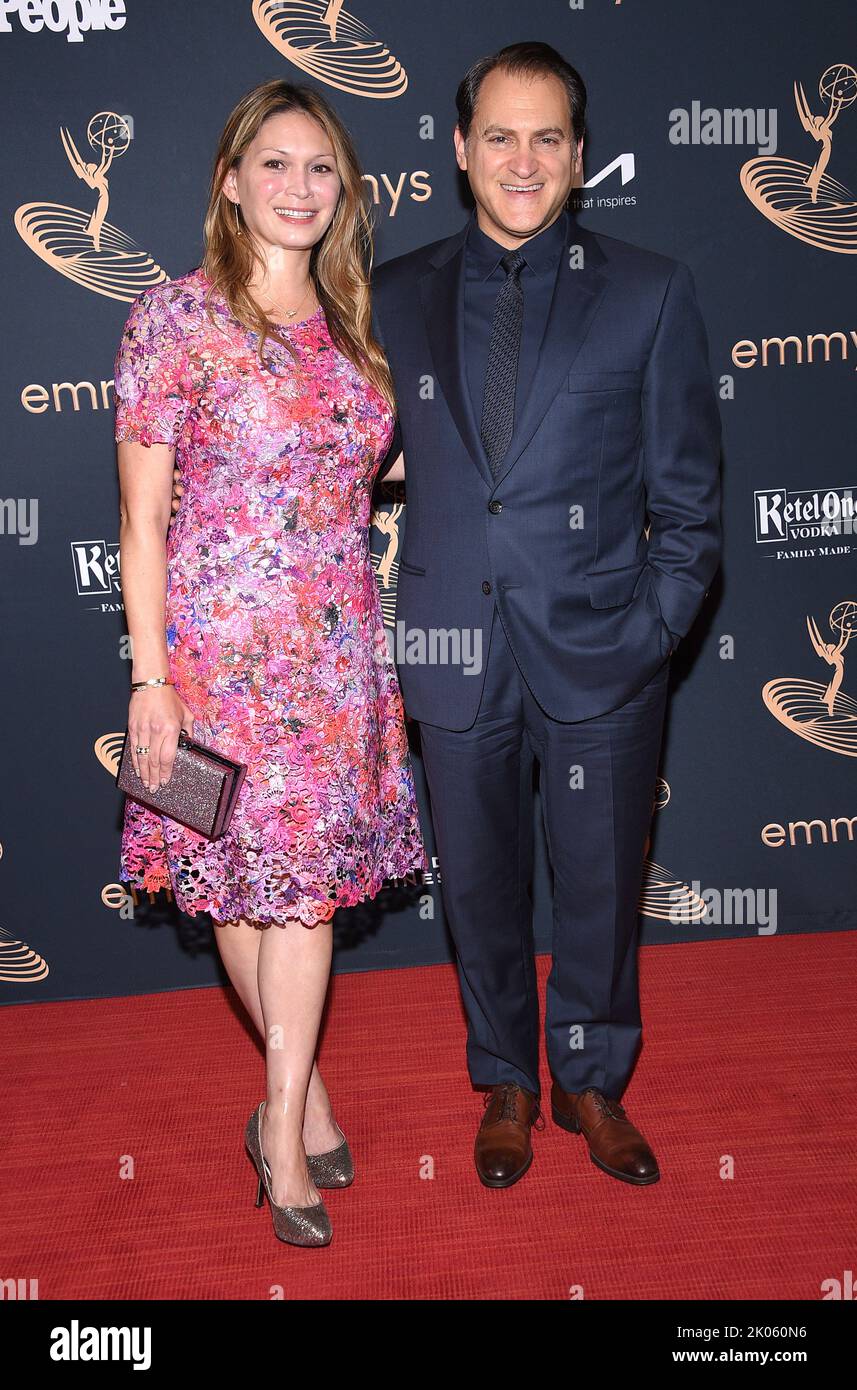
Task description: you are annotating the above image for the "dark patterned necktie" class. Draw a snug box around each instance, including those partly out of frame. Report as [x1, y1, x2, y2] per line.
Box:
[480, 248, 526, 476]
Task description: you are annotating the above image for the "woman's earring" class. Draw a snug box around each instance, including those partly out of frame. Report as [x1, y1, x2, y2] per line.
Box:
[233, 201, 242, 236]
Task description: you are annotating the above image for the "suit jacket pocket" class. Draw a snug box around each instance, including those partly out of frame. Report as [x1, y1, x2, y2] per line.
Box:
[568, 369, 642, 393]
[584, 559, 645, 608]
[398, 559, 427, 576]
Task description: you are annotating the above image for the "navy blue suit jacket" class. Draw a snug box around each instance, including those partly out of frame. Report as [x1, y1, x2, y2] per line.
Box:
[372, 215, 722, 729]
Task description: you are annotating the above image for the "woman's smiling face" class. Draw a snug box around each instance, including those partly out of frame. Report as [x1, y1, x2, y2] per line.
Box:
[223, 110, 342, 254]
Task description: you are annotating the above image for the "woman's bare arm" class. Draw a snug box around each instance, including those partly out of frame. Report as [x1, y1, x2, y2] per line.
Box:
[382, 451, 405, 483]
[118, 440, 174, 678]
[118, 441, 193, 789]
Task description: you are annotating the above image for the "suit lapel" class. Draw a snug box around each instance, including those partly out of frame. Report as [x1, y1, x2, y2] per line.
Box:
[418, 215, 610, 491]
[419, 224, 495, 488]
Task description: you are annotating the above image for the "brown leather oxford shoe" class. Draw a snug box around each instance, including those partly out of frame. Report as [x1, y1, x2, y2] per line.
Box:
[474, 1082, 544, 1188]
[551, 1082, 660, 1185]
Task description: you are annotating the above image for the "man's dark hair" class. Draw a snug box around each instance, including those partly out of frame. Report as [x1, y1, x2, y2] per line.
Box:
[455, 41, 587, 146]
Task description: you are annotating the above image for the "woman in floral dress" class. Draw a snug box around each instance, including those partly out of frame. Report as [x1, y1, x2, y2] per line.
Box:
[115, 80, 425, 1245]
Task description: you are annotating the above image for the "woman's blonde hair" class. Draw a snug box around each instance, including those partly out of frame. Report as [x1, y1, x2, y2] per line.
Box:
[201, 78, 394, 408]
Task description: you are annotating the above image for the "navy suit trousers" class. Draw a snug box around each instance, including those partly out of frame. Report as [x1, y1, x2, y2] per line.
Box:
[417, 603, 670, 1099]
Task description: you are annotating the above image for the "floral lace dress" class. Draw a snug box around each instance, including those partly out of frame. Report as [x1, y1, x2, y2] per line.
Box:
[113, 267, 426, 926]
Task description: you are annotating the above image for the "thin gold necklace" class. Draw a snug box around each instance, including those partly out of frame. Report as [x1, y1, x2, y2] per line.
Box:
[267, 282, 314, 323]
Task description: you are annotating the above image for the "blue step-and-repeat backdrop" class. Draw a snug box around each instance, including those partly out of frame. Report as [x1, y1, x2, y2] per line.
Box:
[1, 1, 855, 1002]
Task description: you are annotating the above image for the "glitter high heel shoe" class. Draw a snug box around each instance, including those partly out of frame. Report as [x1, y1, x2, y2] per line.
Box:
[245, 1101, 332, 1247]
[306, 1123, 354, 1188]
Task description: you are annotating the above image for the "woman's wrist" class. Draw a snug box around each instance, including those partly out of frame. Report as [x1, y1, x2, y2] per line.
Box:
[129, 639, 170, 686]
[130, 674, 174, 691]
[130, 656, 171, 683]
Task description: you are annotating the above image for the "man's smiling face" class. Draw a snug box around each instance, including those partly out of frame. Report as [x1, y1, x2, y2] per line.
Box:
[454, 66, 582, 249]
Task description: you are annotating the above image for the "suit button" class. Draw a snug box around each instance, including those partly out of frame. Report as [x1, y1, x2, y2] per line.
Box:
[482, 580, 492, 595]
[488, 500, 503, 514]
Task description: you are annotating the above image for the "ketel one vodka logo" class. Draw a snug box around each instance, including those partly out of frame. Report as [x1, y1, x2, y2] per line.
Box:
[71, 539, 122, 610]
[754, 487, 857, 545]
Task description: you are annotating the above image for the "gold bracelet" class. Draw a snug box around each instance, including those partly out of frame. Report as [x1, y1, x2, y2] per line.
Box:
[130, 676, 175, 691]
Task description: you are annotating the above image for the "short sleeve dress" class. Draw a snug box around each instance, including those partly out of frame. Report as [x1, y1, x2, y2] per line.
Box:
[113, 267, 427, 927]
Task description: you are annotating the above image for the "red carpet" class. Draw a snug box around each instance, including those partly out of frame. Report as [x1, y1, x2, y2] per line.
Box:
[2, 933, 855, 1300]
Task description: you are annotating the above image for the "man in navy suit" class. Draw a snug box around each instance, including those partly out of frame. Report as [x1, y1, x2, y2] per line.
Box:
[373, 42, 722, 1187]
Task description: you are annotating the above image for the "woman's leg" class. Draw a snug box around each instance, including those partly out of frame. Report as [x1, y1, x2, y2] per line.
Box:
[212, 920, 342, 1156]
[255, 918, 334, 1206]
[212, 919, 264, 1030]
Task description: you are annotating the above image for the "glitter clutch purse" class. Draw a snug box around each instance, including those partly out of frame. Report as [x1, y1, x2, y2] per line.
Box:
[116, 727, 248, 840]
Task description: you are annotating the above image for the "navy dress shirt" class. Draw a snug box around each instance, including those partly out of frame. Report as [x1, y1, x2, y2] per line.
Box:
[463, 205, 569, 434]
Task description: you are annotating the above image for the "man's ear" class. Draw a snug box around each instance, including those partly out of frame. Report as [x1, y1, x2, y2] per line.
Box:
[453, 125, 467, 172]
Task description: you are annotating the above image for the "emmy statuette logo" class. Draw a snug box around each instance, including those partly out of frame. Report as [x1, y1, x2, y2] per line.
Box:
[0, 842, 49, 983]
[14, 111, 167, 300]
[640, 780, 709, 924]
[740, 63, 857, 253]
[370, 500, 404, 628]
[252, 0, 407, 98]
[763, 601, 857, 756]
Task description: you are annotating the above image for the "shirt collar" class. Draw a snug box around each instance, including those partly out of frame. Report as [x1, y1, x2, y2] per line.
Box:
[465, 205, 569, 281]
